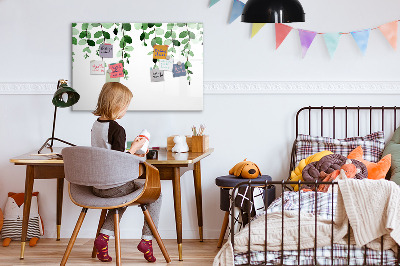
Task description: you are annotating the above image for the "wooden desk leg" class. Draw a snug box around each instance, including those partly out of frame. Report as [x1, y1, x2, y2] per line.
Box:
[20, 165, 35, 259]
[56, 178, 64, 241]
[193, 161, 204, 242]
[172, 167, 183, 261]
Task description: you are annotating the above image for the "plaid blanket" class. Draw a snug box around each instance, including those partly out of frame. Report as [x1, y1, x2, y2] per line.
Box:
[234, 191, 397, 265]
[234, 244, 397, 265]
[266, 190, 336, 220]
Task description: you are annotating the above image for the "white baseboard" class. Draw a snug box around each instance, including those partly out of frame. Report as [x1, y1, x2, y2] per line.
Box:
[1, 81, 400, 94]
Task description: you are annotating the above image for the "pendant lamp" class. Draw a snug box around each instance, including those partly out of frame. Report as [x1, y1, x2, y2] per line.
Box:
[38, 79, 80, 154]
[241, 0, 305, 23]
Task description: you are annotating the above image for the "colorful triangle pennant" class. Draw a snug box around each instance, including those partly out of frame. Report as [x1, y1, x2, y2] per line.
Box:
[275, 23, 293, 49]
[229, 0, 245, 24]
[378, 21, 398, 50]
[323, 33, 341, 58]
[209, 0, 220, 7]
[298, 29, 317, 58]
[351, 29, 370, 55]
[251, 23, 266, 38]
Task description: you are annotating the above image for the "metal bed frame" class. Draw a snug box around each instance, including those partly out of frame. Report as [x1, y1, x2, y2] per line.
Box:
[230, 106, 400, 266]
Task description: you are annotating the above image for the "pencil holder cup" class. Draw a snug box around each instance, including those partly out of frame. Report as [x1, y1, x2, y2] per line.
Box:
[146, 150, 158, 160]
[191, 135, 209, 153]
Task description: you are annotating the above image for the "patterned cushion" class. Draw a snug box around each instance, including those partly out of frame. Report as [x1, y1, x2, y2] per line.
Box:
[295, 131, 385, 166]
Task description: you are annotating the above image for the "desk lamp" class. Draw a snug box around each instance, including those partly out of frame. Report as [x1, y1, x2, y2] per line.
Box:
[241, 0, 305, 23]
[38, 79, 80, 154]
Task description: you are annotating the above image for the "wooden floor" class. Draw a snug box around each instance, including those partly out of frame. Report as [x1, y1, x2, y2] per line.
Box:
[0, 239, 221, 265]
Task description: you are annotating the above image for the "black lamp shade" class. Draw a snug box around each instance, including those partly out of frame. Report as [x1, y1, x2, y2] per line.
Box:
[52, 84, 80, 108]
[242, 0, 305, 23]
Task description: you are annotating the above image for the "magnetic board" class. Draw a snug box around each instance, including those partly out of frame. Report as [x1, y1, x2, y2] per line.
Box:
[72, 23, 203, 111]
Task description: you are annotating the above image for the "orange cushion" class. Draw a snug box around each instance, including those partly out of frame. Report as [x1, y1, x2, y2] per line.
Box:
[348, 146, 391, 180]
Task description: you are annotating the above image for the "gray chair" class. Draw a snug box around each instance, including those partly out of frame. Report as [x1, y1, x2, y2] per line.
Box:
[60, 146, 171, 265]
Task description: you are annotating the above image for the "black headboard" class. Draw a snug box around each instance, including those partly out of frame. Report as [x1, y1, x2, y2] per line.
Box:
[289, 106, 400, 179]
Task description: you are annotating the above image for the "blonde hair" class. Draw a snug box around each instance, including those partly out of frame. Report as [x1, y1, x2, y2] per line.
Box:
[93, 82, 133, 120]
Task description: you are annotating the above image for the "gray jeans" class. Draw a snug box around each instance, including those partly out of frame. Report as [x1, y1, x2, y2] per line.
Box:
[92, 180, 162, 240]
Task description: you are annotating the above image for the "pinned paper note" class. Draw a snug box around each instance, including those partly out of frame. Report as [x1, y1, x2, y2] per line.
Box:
[159, 56, 174, 71]
[153, 45, 168, 59]
[109, 63, 124, 78]
[90, 60, 105, 75]
[99, 43, 113, 58]
[106, 72, 120, 82]
[150, 68, 165, 82]
[172, 63, 186, 78]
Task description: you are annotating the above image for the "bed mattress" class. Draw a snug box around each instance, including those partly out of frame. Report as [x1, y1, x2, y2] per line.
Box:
[233, 191, 397, 265]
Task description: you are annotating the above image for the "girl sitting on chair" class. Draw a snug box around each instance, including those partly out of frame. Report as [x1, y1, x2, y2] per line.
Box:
[91, 82, 162, 263]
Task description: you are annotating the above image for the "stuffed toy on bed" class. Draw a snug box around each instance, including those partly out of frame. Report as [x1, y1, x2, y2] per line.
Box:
[229, 159, 261, 179]
[1, 192, 44, 247]
[317, 160, 360, 193]
[301, 154, 368, 191]
[289, 150, 333, 191]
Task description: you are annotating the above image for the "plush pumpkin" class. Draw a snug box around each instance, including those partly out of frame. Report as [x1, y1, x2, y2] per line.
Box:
[347, 146, 391, 180]
[229, 159, 261, 179]
[1, 192, 44, 247]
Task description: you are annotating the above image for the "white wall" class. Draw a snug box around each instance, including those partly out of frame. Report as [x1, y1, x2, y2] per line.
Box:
[1, 0, 400, 239]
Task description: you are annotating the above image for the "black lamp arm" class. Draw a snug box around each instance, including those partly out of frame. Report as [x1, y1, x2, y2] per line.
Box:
[37, 79, 79, 154]
[37, 104, 75, 154]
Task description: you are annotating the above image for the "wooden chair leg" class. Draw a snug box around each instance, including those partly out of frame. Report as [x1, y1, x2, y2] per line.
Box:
[141, 205, 171, 263]
[217, 211, 230, 248]
[114, 210, 121, 266]
[60, 208, 88, 266]
[91, 209, 108, 258]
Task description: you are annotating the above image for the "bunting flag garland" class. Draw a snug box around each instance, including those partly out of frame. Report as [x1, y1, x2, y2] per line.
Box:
[378, 21, 398, 50]
[229, 0, 245, 24]
[298, 29, 317, 58]
[209, 0, 220, 7]
[351, 29, 370, 55]
[323, 33, 341, 58]
[275, 23, 293, 49]
[207, 4, 400, 58]
[251, 23, 266, 38]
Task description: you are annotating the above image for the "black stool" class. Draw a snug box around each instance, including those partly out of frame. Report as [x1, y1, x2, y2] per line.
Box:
[215, 175, 275, 248]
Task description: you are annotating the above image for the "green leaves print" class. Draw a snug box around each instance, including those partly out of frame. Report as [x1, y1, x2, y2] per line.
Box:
[72, 23, 203, 83]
